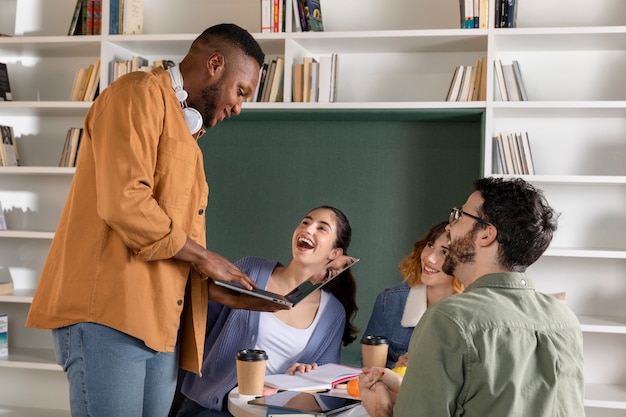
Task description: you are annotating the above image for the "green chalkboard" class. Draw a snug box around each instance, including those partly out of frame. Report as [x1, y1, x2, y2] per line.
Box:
[199, 109, 483, 364]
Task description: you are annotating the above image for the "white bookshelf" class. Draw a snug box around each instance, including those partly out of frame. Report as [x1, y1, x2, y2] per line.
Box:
[0, 0, 624, 413]
[486, 0, 626, 414]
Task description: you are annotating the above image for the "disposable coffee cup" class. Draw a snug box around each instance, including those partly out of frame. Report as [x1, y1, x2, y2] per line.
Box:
[361, 335, 389, 368]
[236, 349, 268, 396]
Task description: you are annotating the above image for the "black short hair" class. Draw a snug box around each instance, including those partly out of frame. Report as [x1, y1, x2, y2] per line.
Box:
[194, 23, 265, 67]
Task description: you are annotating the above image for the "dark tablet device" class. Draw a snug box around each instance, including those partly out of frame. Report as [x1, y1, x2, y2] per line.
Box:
[248, 391, 361, 415]
[214, 258, 359, 307]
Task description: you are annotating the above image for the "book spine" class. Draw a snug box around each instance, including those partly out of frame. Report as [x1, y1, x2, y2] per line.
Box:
[0, 314, 7, 358]
[504, 0, 516, 28]
[511, 60, 528, 101]
[110, 0, 119, 34]
[298, 0, 309, 31]
[494, 0, 501, 28]
[464, 0, 473, 28]
[494, 59, 508, 101]
[473, 0, 479, 28]
[273, 0, 280, 32]
[68, 0, 83, 35]
[305, 0, 323, 31]
[0, 62, 12, 101]
[261, 0, 272, 32]
[478, 0, 488, 29]
[84, 0, 94, 35]
[93, 0, 102, 34]
[122, 0, 144, 34]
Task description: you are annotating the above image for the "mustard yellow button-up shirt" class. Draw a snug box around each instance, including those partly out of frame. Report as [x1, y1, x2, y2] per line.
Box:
[26, 68, 210, 374]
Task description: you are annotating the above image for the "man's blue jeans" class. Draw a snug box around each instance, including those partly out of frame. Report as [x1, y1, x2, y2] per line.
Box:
[52, 322, 178, 417]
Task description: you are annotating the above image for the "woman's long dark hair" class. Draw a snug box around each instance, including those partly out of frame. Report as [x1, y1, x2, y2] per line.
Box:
[315, 206, 359, 346]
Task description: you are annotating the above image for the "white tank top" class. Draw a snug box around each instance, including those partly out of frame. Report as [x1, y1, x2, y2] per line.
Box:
[255, 290, 330, 374]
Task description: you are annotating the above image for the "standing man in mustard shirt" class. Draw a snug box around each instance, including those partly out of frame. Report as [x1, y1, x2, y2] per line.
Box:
[26, 24, 287, 417]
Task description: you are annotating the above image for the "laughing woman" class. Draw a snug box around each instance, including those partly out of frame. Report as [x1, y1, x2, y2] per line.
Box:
[174, 206, 359, 417]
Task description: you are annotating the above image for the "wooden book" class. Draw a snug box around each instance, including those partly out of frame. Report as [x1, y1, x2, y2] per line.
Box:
[122, 0, 143, 34]
[292, 63, 304, 102]
[302, 57, 313, 102]
[268, 57, 285, 102]
[478, 56, 487, 101]
[446, 65, 464, 101]
[520, 132, 535, 175]
[0, 125, 18, 166]
[59, 129, 73, 167]
[70, 67, 88, 101]
[470, 58, 482, 101]
[83, 58, 101, 101]
[0, 280, 13, 295]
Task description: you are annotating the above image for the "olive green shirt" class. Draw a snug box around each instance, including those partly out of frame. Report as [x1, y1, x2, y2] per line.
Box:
[395, 272, 585, 417]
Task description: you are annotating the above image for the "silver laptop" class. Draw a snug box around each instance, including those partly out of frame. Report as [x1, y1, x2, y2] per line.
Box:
[213, 257, 359, 307]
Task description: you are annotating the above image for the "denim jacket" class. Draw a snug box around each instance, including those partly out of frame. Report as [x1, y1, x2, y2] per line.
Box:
[361, 282, 426, 368]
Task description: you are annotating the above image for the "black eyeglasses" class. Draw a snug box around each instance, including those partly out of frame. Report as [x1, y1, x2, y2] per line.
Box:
[449, 207, 494, 227]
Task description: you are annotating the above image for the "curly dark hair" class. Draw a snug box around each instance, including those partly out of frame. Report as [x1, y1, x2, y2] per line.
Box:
[314, 206, 359, 346]
[473, 177, 558, 271]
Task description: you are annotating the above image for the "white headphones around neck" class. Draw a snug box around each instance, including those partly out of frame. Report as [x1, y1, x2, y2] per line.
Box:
[167, 64, 203, 135]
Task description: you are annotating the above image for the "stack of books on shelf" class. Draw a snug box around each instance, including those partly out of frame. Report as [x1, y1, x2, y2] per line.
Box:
[458, 0, 489, 28]
[261, 0, 286, 32]
[494, 59, 528, 101]
[70, 57, 101, 101]
[68, 0, 144, 35]
[110, 0, 144, 34]
[0, 125, 19, 167]
[262, 0, 324, 32]
[0, 278, 12, 294]
[493, 131, 535, 175]
[446, 57, 487, 102]
[68, 0, 102, 35]
[0, 62, 13, 101]
[494, 0, 518, 28]
[292, 54, 338, 103]
[108, 55, 163, 83]
[59, 127, 84, 168]
[250, 57, 285, 102]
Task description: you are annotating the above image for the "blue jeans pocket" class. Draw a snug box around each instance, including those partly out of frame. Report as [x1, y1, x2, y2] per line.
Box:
[52, 326, 71, 369]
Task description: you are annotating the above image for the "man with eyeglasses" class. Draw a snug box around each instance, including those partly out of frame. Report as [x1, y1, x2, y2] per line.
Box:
[359, 177, 585, 417]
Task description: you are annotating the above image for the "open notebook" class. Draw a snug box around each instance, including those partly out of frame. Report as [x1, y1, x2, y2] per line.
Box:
[213, 258, 359, 307]
[264, 363, 361, 391]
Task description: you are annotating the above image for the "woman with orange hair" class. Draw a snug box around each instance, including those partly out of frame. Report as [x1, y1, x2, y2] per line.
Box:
[361, 221, 463, 368]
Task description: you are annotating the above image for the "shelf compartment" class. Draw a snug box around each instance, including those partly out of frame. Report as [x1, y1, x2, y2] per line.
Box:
[579, 316, 626, 334]
[0, 347, 60, 371]
[0, 36, 101, 58]
[585, 384, 626, 411]
[493, 27, 626, 52]
[530, 256, 626, 320]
